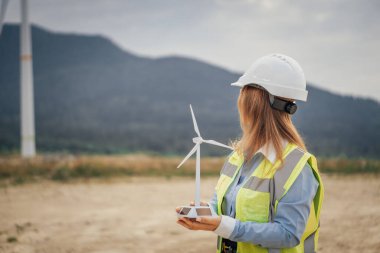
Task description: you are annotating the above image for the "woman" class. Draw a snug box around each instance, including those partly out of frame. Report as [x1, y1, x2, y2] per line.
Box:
[176, 54, 324, 253]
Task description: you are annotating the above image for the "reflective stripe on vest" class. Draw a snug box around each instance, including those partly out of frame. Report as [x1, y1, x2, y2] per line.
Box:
[243, 177, 270, 193]
[304, 229, 317, 253]
[273, 148, 305, 201]
[221, 162, 239, 177]
[267, 231, 318, 253]
[269, 147, 305, 222]
[215, 143, 324, 253]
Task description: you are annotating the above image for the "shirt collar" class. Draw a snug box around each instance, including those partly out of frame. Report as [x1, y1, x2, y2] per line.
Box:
[255, 138, 289, 164]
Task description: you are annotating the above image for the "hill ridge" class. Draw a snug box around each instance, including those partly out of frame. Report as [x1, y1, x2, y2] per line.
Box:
[1, 24, 379, 158]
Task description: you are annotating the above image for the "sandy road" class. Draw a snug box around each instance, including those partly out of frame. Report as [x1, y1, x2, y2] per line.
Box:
[0, 175, 379, 253]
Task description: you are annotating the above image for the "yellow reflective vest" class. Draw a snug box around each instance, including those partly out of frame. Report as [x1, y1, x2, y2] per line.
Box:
[215, 142, 324, 253]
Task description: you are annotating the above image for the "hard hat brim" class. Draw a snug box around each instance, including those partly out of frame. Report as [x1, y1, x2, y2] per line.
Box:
[230, 81, 308, 102]
[231, 82, 244, 87]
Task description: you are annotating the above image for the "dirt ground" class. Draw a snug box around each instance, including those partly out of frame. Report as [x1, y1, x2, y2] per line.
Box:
[0, 175, 379, 253]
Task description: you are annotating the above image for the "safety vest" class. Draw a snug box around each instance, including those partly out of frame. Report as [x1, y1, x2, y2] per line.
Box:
[215, 142, 324, 253]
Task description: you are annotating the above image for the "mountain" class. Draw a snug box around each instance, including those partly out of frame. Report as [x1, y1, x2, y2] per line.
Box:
[1, 24, 379, 158]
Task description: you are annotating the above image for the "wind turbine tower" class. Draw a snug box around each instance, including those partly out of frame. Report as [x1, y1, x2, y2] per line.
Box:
[0, 0, 36, 157]
[20, 0, 36, 157]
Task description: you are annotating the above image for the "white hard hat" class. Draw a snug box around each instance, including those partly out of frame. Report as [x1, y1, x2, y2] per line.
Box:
[231, 53, 308, 101]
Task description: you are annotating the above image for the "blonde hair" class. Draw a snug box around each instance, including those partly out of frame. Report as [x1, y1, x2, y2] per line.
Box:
[231, 85, 307, 164]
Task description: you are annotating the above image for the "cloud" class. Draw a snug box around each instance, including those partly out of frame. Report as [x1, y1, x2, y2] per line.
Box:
[3, 0, 380, 100]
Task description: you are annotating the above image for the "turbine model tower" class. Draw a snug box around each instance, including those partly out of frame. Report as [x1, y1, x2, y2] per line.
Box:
[176, 104, 233, 218]
[0, 0, 36, 157]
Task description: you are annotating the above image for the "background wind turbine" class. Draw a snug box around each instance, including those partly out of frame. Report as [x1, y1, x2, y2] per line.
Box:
[0, 0, 36, 157]
[177, 104, 232, 212]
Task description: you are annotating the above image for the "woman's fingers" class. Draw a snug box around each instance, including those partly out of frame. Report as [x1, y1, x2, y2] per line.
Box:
[177, 219, 191, 229]
[195, 216, 221, 227]
[178, 217, 192, 227]
[178, 217, 216, 231]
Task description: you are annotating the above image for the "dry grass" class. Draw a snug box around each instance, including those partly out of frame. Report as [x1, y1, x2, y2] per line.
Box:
[0, 153, 379, 184]
[318, 158, 380, 173]
[0, 153, 225, 184]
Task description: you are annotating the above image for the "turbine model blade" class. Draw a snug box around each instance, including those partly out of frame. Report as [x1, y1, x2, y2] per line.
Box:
[177, 144, 199, 168]
[189, 104, 201, 137]
[0, 0, 10, 35]
[203, 139, 233, 150]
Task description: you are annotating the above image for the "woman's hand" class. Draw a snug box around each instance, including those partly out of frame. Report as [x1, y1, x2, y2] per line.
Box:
[175, 201, 222, 231]
[177, 215, 222, 231]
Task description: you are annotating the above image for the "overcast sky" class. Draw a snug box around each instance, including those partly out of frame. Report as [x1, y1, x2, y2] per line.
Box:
[3, 0, 380, 101]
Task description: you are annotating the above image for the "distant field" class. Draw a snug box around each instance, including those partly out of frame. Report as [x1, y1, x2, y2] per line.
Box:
[0, 154, 379, 185]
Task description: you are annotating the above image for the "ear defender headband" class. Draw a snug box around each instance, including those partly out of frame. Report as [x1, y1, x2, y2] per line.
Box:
[269, 94, 298, 115]
[245, 84, 298, 115]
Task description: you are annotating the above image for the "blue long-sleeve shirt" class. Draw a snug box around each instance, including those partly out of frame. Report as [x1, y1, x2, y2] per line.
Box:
[209, 152, 319, 248]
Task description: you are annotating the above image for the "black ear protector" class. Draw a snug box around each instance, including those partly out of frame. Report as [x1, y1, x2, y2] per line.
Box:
[245, 84, 298, 115]
[269, 94, 297, 114]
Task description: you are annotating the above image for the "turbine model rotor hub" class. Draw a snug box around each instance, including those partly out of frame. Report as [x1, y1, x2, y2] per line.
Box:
[192, 137, 203, 144]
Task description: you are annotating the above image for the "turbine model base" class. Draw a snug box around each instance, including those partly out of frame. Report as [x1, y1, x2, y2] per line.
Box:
[177, 205, 217, 219]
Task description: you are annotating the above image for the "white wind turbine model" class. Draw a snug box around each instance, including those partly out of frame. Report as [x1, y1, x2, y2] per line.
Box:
[176, 104, 233, 219]
[0, 0, 36, 157]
